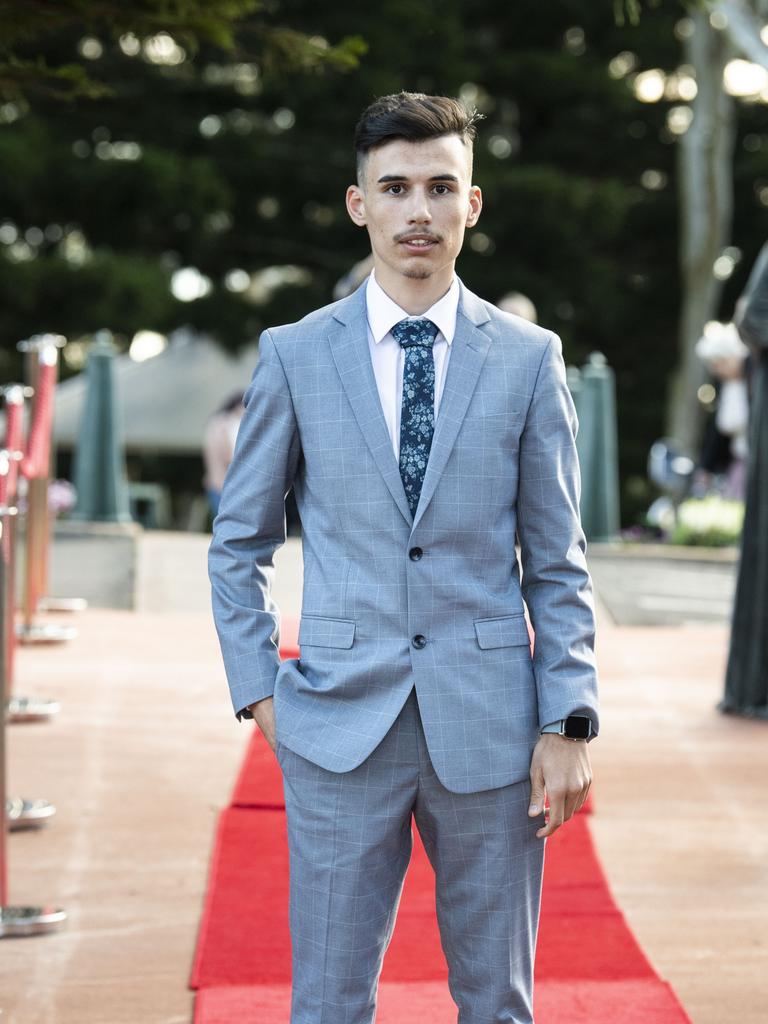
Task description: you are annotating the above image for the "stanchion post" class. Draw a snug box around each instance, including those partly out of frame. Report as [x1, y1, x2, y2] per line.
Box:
[0, 402, 57, 816]
[0, 452, 15, 907]
[0, 384, 60, 723]
[16, 337, 76, 644]
[0, 449, 65, 937]
[22, 337, 86, 615]
[1, 386, 26, 696]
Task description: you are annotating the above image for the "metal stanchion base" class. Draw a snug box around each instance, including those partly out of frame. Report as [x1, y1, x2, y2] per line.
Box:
[16, 622, 77, 644]
[6, 797, 56, 830]
[0, 905, 67, 937]
[38, 597, 88, 614]
[6, 696, 61, 723]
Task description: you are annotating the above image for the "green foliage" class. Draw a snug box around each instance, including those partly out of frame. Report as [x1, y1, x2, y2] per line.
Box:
[0, 1, 257, 99]
[0, 55, 112, 101]
[614, 1, 661, 27]
[0, 1, 362, 100]
[0, 0, 260, 46]
[613, 0, 704, 27]
[260, 28, 367, 75]
[670, 496, 744, 546]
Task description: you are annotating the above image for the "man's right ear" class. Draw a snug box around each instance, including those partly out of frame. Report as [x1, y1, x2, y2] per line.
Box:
[346, 185, 367, 227]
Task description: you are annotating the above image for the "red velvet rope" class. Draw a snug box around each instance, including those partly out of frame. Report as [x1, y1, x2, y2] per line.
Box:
[21, 358, 56, 481]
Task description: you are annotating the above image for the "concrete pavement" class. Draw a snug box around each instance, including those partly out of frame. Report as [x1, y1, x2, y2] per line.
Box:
[587, 543, 737, 626]
[0, 534, 765, 1023]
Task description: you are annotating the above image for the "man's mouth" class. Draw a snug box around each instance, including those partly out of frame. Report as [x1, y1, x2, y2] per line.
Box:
[398, 235, 439, 252]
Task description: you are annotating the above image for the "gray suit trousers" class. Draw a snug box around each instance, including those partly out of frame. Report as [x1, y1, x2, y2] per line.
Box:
[276, 687, 546, 1024]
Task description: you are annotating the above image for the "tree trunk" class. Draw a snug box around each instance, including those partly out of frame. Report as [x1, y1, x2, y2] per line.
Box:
[669, 11, 736, 454]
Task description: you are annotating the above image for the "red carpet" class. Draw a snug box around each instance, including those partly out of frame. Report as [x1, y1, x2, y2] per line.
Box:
[190, 809, 654, 990]
[192, 629, 690, 1022]
[195, 980, 689, 1023]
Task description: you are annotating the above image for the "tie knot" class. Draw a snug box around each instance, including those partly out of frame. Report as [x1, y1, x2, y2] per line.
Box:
[392, 318, 438, 349]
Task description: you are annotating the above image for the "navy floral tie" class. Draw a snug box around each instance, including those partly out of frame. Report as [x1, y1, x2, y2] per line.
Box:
[392, 317, 439, 517]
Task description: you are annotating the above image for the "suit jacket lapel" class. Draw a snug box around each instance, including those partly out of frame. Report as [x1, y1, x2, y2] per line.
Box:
[328, 286, 414, 527]
[412, 284, 492, 531]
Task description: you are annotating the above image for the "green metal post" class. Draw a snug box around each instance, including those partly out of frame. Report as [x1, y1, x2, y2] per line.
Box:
[71, 334, 131, 523]
[572, 352, 620, 541]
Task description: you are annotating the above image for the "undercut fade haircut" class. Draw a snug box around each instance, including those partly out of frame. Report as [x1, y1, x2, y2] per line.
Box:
[354, 91, 482, 183]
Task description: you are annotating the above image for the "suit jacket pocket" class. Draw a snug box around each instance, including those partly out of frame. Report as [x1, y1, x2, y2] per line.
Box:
[298, 614, 356, 649]
[473, 613, 530, 649]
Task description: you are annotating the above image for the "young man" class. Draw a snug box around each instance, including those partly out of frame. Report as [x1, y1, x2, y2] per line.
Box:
[209, 92, 599, 1024]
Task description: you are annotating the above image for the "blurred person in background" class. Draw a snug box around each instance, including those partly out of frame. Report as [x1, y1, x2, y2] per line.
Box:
[202, 391, 244, 517]
[497, 290, 538, 324]
[334, 252, 375, 300]
[721, 240, 768, 717]
[695, 321, 750, 501]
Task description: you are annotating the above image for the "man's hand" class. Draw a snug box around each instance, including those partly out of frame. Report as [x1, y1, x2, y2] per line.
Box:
[248, 695, 277, 753]
[528, 734, 592, 839]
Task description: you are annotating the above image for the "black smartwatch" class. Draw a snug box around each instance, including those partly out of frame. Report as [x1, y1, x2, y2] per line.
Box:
[563, 715, 592, 740]
[540, 715, 593, 741]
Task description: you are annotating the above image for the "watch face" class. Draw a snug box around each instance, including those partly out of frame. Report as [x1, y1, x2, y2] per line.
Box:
[564, 716, 591, 739]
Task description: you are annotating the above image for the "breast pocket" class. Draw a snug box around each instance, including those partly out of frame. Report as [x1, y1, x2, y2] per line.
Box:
[460, 411, 524, 453]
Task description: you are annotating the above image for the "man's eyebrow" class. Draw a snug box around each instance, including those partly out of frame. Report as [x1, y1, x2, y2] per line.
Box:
[376, 173, 460, 184]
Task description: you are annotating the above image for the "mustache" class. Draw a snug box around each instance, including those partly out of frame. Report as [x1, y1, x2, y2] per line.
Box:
[394, 231, 442, 243]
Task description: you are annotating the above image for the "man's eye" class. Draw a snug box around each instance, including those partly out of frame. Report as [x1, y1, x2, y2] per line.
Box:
[433, 184, 450, 195]
[387, 184, 404, 195]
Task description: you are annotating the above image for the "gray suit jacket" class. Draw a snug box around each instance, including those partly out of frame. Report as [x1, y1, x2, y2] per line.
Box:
[208, 279, 599, 794]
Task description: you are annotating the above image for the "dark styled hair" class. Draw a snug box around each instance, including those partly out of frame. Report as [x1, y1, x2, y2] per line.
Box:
[354, 92, 482, 181]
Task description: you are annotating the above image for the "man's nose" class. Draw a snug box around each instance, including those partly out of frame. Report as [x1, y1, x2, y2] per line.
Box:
[406, 190, 432, 223]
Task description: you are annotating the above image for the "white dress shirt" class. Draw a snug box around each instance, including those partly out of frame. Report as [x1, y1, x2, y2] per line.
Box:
[365, 271, 460, 461]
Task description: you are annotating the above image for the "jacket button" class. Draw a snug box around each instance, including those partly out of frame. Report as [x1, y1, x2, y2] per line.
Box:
[412, 634, 427, 649]
[409, 546, 423, 561]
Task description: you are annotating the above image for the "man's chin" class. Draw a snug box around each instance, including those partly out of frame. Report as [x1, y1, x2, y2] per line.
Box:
[402, 268, 432, 281]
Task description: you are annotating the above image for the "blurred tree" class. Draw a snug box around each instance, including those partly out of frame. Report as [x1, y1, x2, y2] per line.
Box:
[612, 2, 768, 458]
[668, 1, 768, 453]
[673, 5, 736, 455]
[0, 1, 362, 101]
[0, 1, 254, 100]
[2, 1, 768, 523]
[0, 1, 365, 362]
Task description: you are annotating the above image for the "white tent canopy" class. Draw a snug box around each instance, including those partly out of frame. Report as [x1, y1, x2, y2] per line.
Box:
[54, 330, 259, 455]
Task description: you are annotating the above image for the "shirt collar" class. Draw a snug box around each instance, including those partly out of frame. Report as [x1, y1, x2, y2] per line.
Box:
[366, 270, 459, 346]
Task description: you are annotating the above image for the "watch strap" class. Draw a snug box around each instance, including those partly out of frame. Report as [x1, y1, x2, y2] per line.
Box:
[540, 720, 566, 734]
